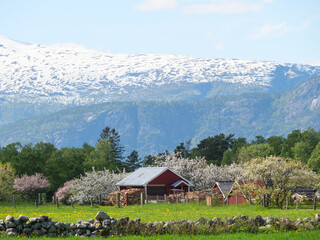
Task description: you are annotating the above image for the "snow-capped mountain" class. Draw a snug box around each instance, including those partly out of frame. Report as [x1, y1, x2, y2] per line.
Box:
[1, 36, 320, 105]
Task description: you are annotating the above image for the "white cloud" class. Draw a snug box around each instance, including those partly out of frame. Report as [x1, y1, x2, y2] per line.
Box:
[246, 22, 290, 40]
[245, 21, 311, 40]
[182, 0, 263, 14]
[304, 60, 320, 67]
[214, 43, 224, 50]
[137, 0, 178, 11]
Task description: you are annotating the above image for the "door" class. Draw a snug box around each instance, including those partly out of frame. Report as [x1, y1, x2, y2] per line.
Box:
[147, 185, 166, 196]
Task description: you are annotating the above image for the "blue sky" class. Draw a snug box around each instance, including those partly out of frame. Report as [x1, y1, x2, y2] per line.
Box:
[1, 0, 319, 65]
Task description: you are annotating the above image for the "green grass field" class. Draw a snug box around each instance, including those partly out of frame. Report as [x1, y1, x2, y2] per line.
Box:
[1, 202, 320, 239]
[0, 201, 319, 223]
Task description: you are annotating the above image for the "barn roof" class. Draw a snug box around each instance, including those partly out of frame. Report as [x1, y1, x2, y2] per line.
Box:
[116, 167, 193, 187]
[216, 181, 235, 198]
[171, 180, 191, 187]
[292, 187, 315, 199]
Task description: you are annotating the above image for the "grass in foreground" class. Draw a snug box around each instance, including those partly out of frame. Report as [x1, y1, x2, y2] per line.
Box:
[1, 231, 320, 239]
[0, 201, 320, 223]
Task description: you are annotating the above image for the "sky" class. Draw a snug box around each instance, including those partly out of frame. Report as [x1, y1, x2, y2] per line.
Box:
[0, 0, 319, 65]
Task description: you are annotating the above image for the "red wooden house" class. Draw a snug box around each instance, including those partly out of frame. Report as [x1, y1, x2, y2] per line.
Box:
[116, 167, 193, 196]
[212, 181, 247, 204]
[212, 180, 264, 205]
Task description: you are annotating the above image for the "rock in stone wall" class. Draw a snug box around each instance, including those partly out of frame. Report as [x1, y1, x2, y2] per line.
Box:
[1, 212, 320, 237]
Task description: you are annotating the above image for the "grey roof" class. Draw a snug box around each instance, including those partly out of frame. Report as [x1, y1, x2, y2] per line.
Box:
[292, 187, 315, 199]
[116, 167, 193, 187]
[116, 167, 168, 186]
[216, 181, 235, 197]
[171, 180, 190, 187]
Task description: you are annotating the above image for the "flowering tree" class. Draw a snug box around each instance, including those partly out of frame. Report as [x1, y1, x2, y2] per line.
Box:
[0, 162, 15, 201]
[13, 173, 50, 200]
[54, 179, 76, 203]
[231, 180, 266, 205]
[243, 156, 320, 208]
[219, 163, 244, 181]
[154, 153, 243, 190]
[71, 168, 128, 204]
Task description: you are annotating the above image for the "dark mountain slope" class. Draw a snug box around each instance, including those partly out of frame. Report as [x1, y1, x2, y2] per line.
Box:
[1, 76, 319, 155]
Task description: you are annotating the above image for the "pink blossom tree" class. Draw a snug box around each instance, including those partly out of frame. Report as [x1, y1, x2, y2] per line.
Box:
[13, 173, 50, 200]
[54, 179, 76, 203]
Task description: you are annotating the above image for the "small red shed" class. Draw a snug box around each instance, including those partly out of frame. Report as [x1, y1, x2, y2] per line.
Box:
[116, 167, 193, 196]
[212, 180, 264, 205]
[212, 181, 247, 205]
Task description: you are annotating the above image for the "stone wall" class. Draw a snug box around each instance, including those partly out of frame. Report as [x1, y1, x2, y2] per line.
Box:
[1, 211, 320, 237]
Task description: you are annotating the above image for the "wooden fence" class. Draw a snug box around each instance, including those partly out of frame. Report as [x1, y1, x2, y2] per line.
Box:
[8, 193, 320, 210]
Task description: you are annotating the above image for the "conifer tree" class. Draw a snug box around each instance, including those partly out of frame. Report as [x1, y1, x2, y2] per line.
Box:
[99, 127, 124, 161]
[125, 150, 141, 172]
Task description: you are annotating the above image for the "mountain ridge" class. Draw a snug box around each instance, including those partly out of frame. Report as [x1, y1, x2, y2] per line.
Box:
[1, 76, 320, 155]
[1, 36, 320, 105]
[1, 36, 320, 155]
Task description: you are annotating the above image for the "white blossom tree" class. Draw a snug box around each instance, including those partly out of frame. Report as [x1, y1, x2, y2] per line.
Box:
[154, 152, 243, 190]
[243, 156, 320, 208]
[71, 168, 128, 204]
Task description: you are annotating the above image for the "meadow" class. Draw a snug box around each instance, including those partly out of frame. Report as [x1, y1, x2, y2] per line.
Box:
[1, 201, 320, 223]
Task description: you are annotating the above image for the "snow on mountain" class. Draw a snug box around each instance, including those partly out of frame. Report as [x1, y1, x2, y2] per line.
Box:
[1, 36, 320, 105]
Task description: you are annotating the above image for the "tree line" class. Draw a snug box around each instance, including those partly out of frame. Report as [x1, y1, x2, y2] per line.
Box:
[0, 127, 139, 199]
[171, 127, 320, 172]
[1, 126, 320, 201]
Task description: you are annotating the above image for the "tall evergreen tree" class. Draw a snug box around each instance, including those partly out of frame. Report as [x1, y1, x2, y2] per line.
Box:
[174, 140, 191, 158]
[125, 150, 141, 172]
[142, 155, 155, 166]
[84, 139, 122, 171]
[99, 127, 124, 161]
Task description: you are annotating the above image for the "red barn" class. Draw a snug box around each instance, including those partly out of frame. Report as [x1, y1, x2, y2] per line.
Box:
[116, 167, 193, 196]
[212, 181, 247, 205]
[212, 180, 264, 205]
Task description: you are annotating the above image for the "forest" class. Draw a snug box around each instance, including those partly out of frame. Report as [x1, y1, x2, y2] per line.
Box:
[1, 127, 320, 202]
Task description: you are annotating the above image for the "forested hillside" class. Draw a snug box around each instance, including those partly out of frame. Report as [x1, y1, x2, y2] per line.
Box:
[1, 76, 320, 155]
